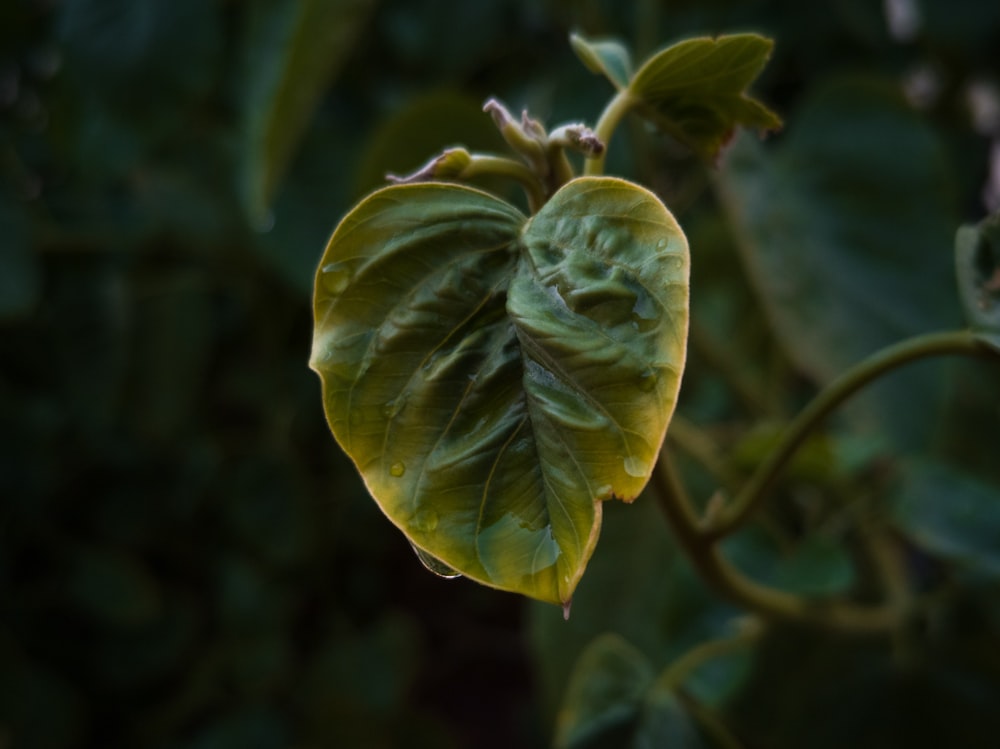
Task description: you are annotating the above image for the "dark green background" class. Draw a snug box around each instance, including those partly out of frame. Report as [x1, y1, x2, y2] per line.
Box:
[3, 1, 999, 747]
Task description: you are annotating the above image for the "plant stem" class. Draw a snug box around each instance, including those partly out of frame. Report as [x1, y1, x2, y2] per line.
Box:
[464, 154, 547, 213]
[653, 450, 901, 634]
[704, 330, 997, 541]
[585, 89, 634, 176]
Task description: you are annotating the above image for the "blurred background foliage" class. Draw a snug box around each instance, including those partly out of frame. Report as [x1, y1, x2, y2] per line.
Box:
[2, 0, 1000, 747]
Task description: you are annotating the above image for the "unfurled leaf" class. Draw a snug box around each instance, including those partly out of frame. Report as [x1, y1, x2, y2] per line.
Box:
[554, 633, 654, 749]
[570, 33, 634, 91]
[242, 0, 376, 223]
[955, 211, 1000, 334]
[310, 177, 689, 604]
[628, 34, 781, 160]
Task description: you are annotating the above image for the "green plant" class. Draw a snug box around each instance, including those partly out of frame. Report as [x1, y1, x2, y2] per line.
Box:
[310, 28, 1000, 745]
[309, 33, 782, 606]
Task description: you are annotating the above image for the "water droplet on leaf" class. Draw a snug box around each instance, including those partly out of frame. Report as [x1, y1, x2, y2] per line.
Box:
[409, 542, 462, 579]
[390, 461, 406, 477]
[637, 368, 658, 392]
[630, 292, 658, 332]
[320, 262, 351, 295]
[623, 455, 648, 478]
[414, 509, 439, 533]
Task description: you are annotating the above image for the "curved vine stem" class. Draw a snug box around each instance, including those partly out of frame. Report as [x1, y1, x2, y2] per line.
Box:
[652, 450, 902, 634]
[703, 329, 998, 541]
[584, 89, 633, 176]
[462, 155, 548, 213]
[651, 329, 1000, 635]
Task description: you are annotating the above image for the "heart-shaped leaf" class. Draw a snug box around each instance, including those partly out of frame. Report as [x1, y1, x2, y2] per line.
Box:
[310, 177, 689, 604]
[955, 211, 1000, 334]
[629, 34, 781, 160]
[570, 32, 633, 91]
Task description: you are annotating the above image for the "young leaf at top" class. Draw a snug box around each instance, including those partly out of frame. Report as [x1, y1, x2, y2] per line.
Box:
[574, 33, 780, 167]
[628, 34, 781, 160]
[310, 177, 689, 605]
[570, 33, 633, 91]
[955, 211, 1000, 334]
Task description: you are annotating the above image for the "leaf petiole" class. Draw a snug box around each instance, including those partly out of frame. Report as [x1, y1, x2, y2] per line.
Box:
[585, 88, 634, 176]
[388, 149, 547, 213]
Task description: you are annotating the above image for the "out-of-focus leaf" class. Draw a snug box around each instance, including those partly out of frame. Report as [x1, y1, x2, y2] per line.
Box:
[555, 632, 726, 749]
[0, 196, 39, 321]
[310, 177, 689, 604]
[955, 211, 1000, 334]
[253, 118, 357, 293]
[892, 461, 1000, 577]
[628, 34, 781, 160]
[354, 90, 509, 197]
[723, 527, 855, 597]
[570, 33, 633, 91]
[635, 687, 706, 749]
[554, 633, 654, 749]
[241, 0, 376, 223]
[718, 77, 960, 450]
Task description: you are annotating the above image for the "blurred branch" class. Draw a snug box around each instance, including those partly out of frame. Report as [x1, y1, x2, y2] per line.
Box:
[652, 449, 902, 635]
[705, 330, 1000, 541]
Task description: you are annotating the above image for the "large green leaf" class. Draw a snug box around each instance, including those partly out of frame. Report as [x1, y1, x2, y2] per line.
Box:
[310, 177, 689, 604]
[241, 0, 376, 224]
[718, 77, 960, 450]
[628, 34, 781, 160]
